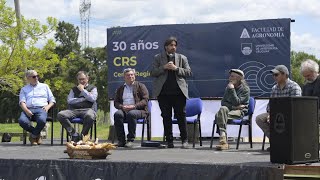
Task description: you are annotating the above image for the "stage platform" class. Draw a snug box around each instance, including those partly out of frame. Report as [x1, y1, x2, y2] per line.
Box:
[0, 140, 318, 180]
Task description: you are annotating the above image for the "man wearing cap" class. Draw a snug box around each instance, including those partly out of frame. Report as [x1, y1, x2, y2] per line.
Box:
[256, 65, 301, 151]
[215, 69, 250, 150]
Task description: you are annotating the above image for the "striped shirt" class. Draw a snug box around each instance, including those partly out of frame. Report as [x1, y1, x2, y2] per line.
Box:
[267, 78, 301, 112]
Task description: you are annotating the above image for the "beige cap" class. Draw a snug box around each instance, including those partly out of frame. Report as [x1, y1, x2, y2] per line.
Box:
[229, 69, 244, 77]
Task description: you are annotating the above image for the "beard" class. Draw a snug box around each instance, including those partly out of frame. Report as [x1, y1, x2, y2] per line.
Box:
[306, 78, 317, 84]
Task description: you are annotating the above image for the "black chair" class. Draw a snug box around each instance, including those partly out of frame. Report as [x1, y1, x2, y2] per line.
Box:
[112, 101, 152, 145]
[23, 107, 55, 145]
[210, 97, 255, 149]
[163, 98, 203, 148]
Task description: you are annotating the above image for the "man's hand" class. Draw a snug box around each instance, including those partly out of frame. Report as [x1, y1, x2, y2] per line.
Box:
[77, 84, 85, 91]
[42, 105, 50, 113]
[227, 82, 234, 89]
[122, 105, 136, 112]
[164, 62, 177, 71]
[25, 109, 33, 118]
[234, 105, 245, 110]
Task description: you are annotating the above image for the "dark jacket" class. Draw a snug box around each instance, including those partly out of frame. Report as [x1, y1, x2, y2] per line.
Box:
[114, 81, 149, 117]
[302, 75, 320, 108]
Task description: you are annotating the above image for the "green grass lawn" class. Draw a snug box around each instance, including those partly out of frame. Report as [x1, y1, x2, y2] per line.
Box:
[0, 122, 110, 142]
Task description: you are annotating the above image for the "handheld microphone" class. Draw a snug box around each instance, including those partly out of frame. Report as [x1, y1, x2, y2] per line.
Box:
[168, 53, 174, 62]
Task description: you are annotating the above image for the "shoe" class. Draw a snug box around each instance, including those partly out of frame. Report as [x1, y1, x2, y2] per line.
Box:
[36, 136, 42, 145]
[116, 141, 126, 147]
[167, 142, 174, 148]
[125, 141, 134, 148]
[29, 135, 38, 146]
[216, 136, 229, 150]
[266, 147, 270, 152]
[71, 132, 81, 142]
[181, 141, 189, 149]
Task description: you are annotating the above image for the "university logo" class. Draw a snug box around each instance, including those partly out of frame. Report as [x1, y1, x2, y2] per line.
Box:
[241, 43, 252, 55]
[274, 113, 285, 134]
[240, 28, 250, 38]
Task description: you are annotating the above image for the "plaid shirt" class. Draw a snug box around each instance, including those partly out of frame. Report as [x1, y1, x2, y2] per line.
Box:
[267, 78, 302, 112]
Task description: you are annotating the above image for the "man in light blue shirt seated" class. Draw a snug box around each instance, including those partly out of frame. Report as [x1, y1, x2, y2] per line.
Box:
[19, 70, 56, 145]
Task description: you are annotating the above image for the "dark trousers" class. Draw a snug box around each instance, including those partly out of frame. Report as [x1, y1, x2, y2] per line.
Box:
[158, 95, 188, 142]
[114, 110, 144, 143]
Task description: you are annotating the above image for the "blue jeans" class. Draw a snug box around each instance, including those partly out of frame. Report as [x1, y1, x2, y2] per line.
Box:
[18, 107, 47, 136]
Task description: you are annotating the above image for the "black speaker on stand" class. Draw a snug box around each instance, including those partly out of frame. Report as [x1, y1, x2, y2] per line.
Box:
[270, 96, 319, 164]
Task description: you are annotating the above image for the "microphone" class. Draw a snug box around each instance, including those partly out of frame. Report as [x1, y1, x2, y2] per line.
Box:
[168, 53, 175, 62]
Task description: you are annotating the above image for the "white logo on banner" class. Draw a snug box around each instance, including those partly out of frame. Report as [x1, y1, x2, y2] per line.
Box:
[35, 176, 46, 180]
[241, 43, 252, 55]
[240, 28, 250, 38]
[238, 61, 276, 97]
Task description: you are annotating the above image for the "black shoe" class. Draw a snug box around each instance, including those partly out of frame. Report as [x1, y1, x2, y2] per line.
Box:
[116, 142, 126, 147]
[71, 133, 81, 142]
[266, 147, 270, 152]
[167, 142, 174, 148]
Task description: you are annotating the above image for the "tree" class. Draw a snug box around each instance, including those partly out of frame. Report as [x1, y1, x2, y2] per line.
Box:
[0, 0, 62, 122]
[291, 51, 319, 86]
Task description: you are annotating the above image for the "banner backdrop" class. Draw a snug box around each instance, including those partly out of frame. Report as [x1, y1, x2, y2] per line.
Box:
[107, 18, 291, 98]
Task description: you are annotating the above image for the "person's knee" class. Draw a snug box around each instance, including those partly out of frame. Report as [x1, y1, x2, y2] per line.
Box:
[255, 114, 266, 124]
[126, 111, 137, 120]
[219, 106, 229, 112]
[57, 111, 68, 121]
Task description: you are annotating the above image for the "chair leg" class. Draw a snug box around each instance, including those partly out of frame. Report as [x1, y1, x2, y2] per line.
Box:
[236, 124, 243, 150]
[60, 126, 64, 145]
[163, 132, 165, 142]
[210, 122, 216, 149]
[66, 129, 69, 142]
[147, 120, 151, 141]
[249, 124, 253, 148]
[94, 121, 97, 140]
[90, 125, 93, 139]
[141, 121, 145, 145]
[23, 130, 27, 145]
[198, 120, 202, 146]
[262, 134, 266, 151]
[51, 120, 54, 146]
[193, 123, 196, 148]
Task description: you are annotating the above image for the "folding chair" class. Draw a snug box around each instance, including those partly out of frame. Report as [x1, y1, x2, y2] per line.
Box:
[23, 106, 55, 145]
[163, 98, 203, 148]
[112, 101, 152, 145]
[210, 97, 255, 149]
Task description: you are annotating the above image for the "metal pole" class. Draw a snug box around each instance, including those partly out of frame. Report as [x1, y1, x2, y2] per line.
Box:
[14, 0, 23, 40]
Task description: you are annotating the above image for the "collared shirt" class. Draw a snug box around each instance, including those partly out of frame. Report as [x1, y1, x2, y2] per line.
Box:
[19, 82, 56, 108]
[267, 78, 302, 112]
[122, 83, 135, 105]
[67, 84, 98, 105]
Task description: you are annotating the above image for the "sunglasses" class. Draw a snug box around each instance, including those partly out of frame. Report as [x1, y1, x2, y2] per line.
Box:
[29, 75, 39, 79]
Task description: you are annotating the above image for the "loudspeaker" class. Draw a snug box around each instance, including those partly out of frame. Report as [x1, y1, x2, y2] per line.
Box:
[270, 97, 319, 164]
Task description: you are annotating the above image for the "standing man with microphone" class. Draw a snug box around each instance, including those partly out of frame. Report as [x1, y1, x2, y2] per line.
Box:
[151, 36, 192, 148]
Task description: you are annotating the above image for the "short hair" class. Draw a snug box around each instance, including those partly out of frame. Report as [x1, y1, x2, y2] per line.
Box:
[164, 36, 178, 49]
[76, 71, 89, 78]
[300, 59, 319, 73]
[25, 70, 37, 77]
[123, 68, 135, 74]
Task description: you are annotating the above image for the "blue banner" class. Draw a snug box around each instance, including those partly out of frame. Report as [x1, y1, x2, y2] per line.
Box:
[107, 18, 291, 98]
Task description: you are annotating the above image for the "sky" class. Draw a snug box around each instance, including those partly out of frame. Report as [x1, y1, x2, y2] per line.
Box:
[8, 0, 320, 59]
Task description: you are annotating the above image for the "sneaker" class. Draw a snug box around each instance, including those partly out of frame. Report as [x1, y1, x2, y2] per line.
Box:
[125, 141, 134, 148]
[181, 141, 189, 149]
[29, 135, 38, 146]
[216, 136, 229, 150]
[167, 142, 174, 148]
[36, 136, 42, 145]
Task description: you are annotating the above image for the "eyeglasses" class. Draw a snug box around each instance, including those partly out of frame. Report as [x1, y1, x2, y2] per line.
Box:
[29, 75, 39, 79]
[273, 73, 279, 77]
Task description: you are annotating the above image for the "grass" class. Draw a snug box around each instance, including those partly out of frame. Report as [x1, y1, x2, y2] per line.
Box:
[0, 122, 110, 142]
